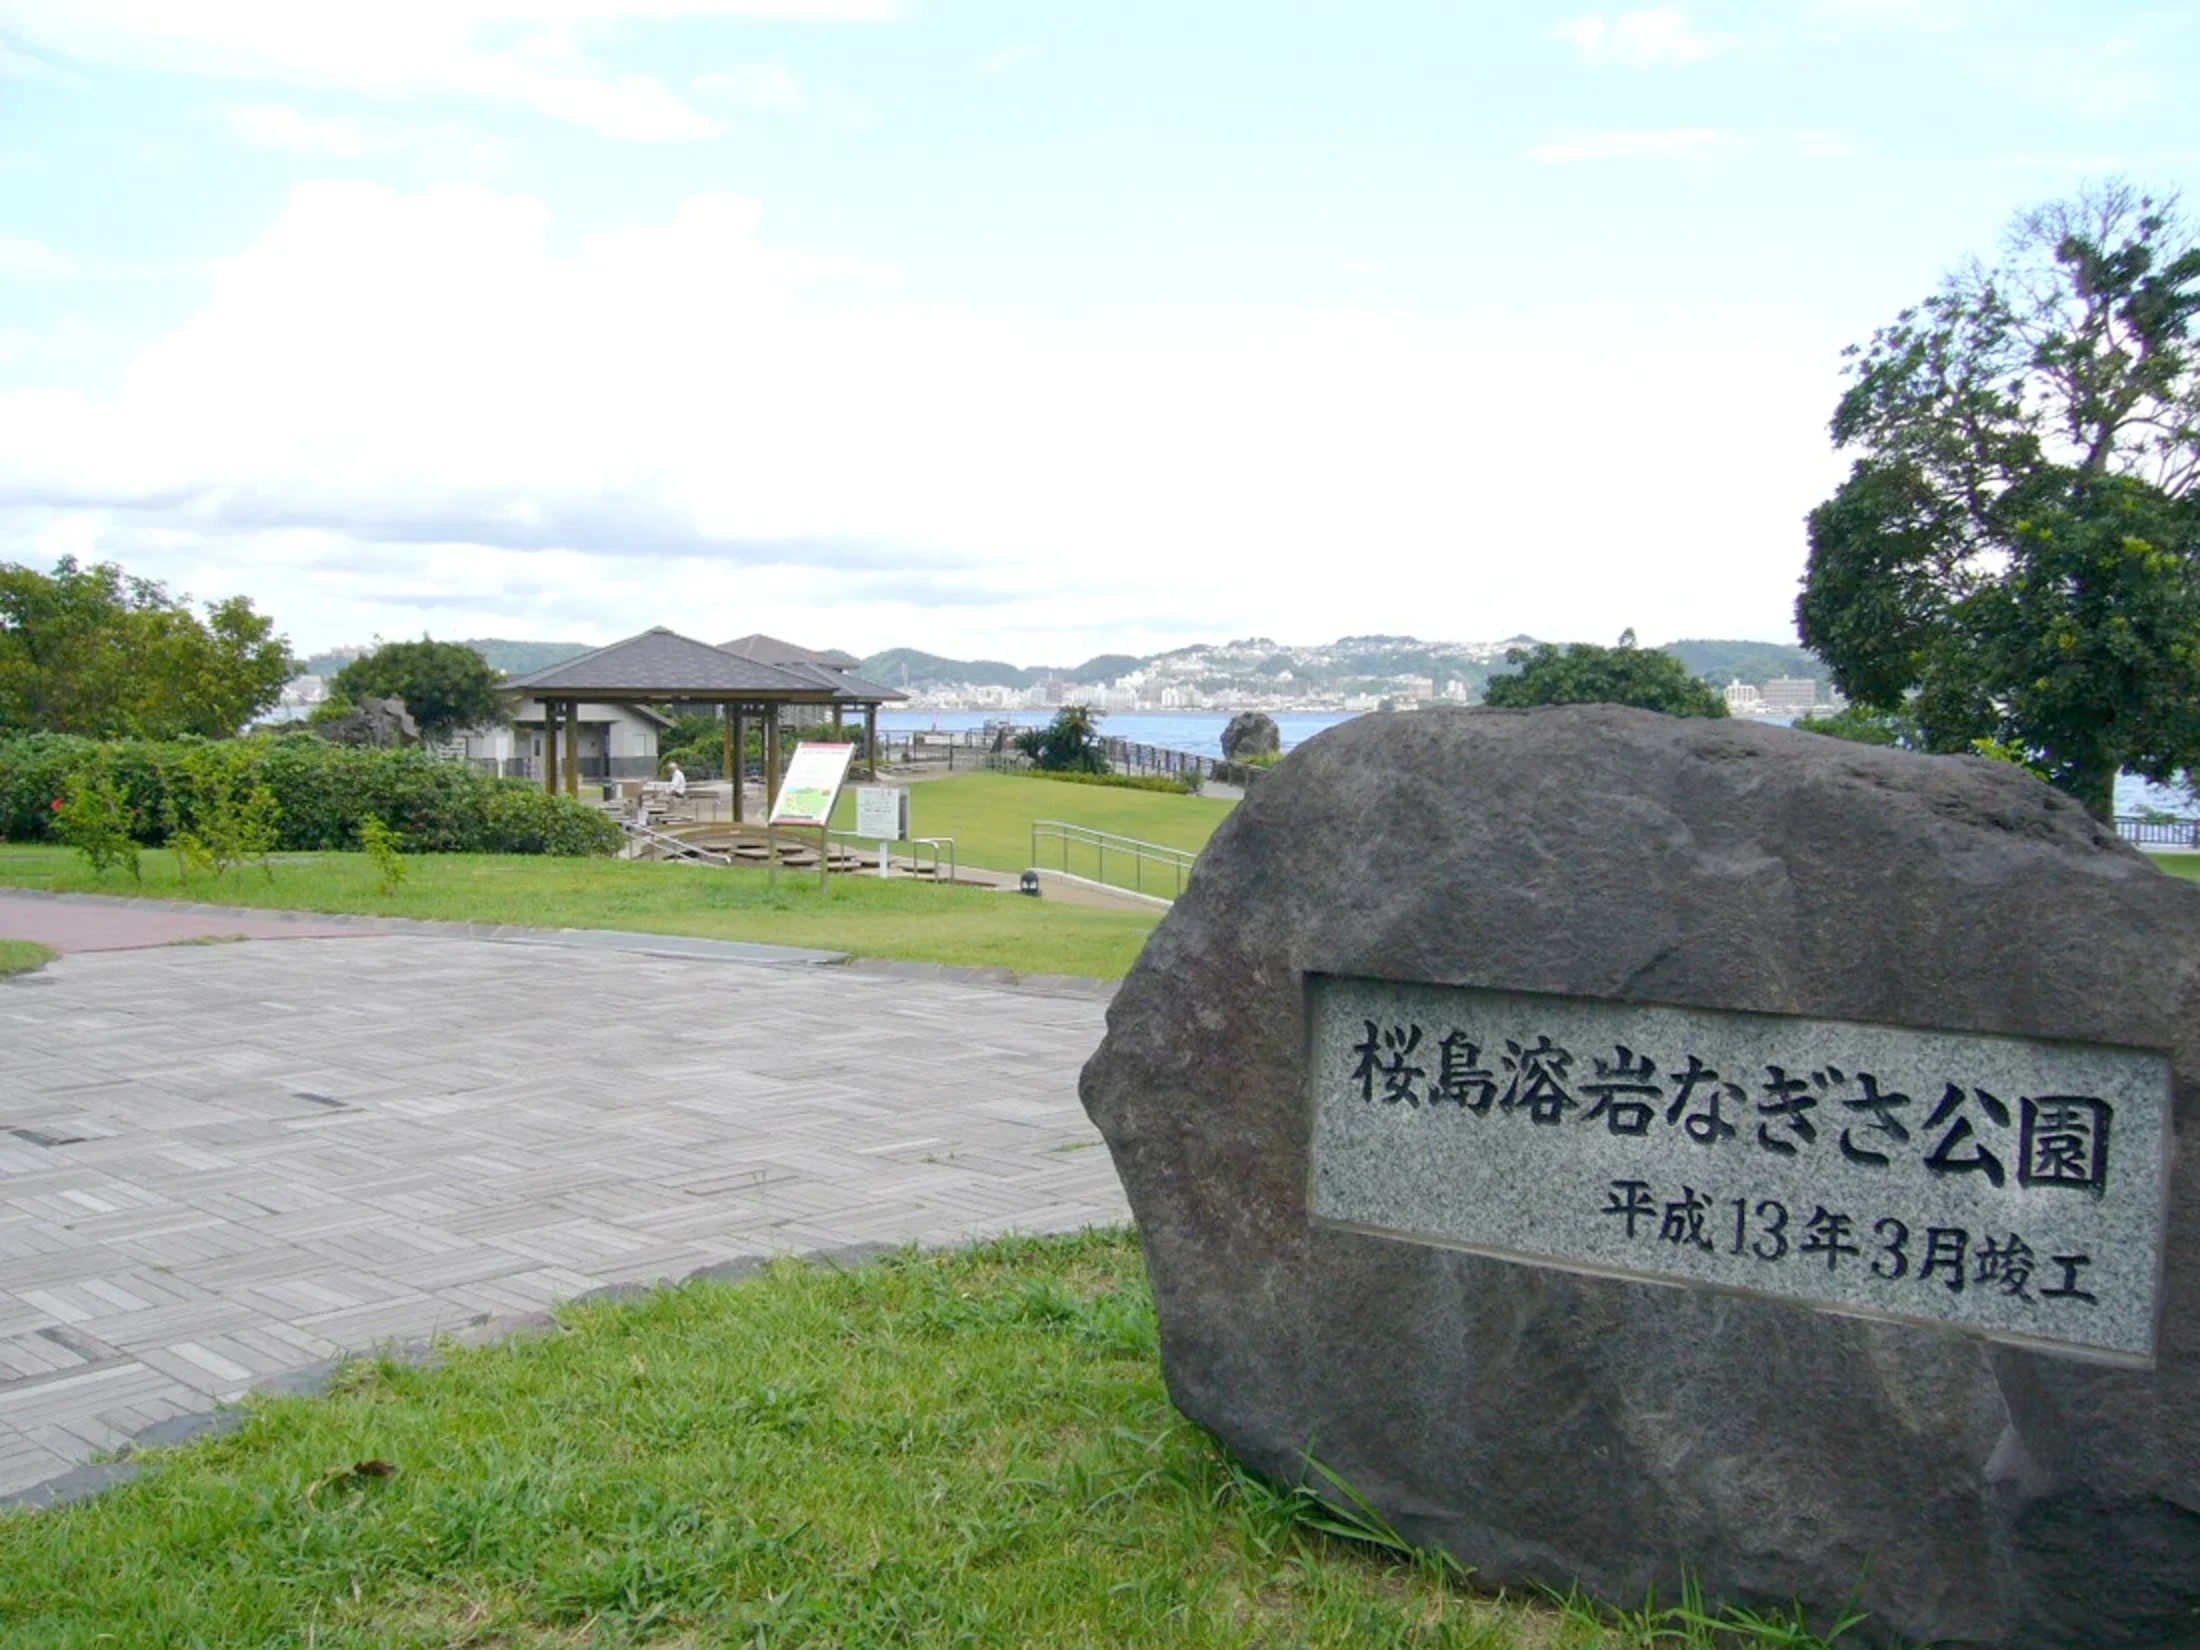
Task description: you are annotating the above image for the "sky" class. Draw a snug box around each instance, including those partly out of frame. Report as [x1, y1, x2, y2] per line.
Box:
[1, 2, 2194, 665]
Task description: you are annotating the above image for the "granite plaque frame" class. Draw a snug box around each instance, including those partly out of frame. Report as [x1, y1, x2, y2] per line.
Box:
[1309, 976, 2173, 1360]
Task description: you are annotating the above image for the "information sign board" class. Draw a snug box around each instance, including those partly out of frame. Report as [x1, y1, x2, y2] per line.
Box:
[769, 743, 855, 828]
[853, 786, 907, 841]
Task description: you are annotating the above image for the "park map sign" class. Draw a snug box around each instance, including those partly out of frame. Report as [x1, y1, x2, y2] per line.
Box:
[1310, 978, 2171, 1360]
[768, 742, 855, 829]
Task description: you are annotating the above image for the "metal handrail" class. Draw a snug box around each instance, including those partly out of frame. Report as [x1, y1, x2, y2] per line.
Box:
[1031, 820, 1197, 900]
[826, 831, 957, 884]
[621, 817, 733, 865]
[2116, 815, 2200, 848]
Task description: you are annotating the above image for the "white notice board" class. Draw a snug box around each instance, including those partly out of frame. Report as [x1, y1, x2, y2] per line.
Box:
[769, 742, 855, 827]
[853, 786, 907, 841]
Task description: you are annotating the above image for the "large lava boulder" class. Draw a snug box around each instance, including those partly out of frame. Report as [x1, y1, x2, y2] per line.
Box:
[1220, 710, 1280, 762]
[1079, 705, 2200, 1650]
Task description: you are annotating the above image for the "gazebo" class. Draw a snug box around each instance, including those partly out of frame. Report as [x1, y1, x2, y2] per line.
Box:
[502, 627, 903, 819]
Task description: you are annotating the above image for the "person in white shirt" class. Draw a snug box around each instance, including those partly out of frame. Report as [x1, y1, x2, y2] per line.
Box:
[667, 762, 687, 799]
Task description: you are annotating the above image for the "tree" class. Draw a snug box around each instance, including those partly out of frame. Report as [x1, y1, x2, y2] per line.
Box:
[1015, 704, 1109, 772]
[0, 557, 294, 738]
[1797, 180, 2200, 820]
[1792, 704, 1923, 749]
[1482, 634, 1728, 718]
[331, 638, 507, 744]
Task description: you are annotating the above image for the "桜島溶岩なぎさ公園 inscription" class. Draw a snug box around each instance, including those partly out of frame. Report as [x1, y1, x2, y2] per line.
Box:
[1310, 977, 2172, 1359]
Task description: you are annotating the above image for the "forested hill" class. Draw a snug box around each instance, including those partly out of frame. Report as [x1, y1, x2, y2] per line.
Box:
[859, 637, 1824, 693]
[859, 649, 1143, 692]
[1660, 639, 1829, 687]
[302, 640, 593, 679]
[465, 640, 595, 677]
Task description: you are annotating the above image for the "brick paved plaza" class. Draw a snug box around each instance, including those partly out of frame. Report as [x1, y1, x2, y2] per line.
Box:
[0, 927, 1126, 1501]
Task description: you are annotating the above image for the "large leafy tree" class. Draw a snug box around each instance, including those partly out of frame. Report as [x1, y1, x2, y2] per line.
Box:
[1482, 632, 1728, 718]
[0, 557, 294, 738]
[1798, 180, 2200, 820]
[331, 638, 508, 743]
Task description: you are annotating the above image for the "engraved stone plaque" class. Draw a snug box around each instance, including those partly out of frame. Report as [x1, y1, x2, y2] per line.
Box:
[1310, 976, 2173, 1359]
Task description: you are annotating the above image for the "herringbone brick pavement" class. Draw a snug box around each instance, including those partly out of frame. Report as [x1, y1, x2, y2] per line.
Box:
[0, 936, 1125, 1499]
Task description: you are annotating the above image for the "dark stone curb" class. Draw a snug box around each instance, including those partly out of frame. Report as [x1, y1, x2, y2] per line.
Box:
[0, 1240, 1021, 1514]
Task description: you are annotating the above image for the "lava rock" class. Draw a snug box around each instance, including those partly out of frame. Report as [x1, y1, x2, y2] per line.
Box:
[1079, 705, 2200, 1649]
[1220, 710, 1280, 762]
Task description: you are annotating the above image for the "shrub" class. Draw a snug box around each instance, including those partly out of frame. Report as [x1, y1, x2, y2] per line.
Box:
[1013, 706, 1108, 774]
[1014, 770, 1199, 796]
[0, 734, 622, 857]
[53, 760, 140, 880]
[166, 744, 281, 883]
[359, 813, 407, 895]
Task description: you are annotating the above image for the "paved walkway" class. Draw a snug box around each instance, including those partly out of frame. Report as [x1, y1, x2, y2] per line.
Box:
[0, 892, 369, 953]
[0, 929, 1126, 1503]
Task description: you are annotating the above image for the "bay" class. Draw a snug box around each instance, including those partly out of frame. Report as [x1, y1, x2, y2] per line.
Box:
[877, 709, 2186, 817]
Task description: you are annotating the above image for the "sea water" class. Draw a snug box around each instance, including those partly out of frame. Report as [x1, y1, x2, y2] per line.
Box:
[874, 709, 2187, 816]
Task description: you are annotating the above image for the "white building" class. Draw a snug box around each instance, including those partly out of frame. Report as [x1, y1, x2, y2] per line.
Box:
[1760, 678, 1821, 715]
[1724, 680, 1764, 714]
[460, 698, 672, 781]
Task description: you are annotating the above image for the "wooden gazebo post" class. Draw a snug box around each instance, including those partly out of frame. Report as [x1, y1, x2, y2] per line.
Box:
[730, 706, 746, 822]
[564, 700, 580, 796]
[543, 701, 560, 794]
[864, 704, 879, 779]
[764, 703, 782, 810]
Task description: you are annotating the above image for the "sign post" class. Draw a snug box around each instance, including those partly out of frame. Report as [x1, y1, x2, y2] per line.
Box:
[770, 742, 856, 892]
[853, 785, 908, 880]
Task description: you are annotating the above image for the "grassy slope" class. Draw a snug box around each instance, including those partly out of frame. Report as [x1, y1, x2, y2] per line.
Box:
[0, 1232, 1867, 1650]
[2149, 852, 2200, 880]
[830, 772, 1236, 889]
[0, 848, 1161, 980]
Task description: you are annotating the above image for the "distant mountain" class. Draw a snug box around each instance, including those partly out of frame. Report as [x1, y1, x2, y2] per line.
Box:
[301, 639, 594, 679]
[1661, 638, 1828, 688]
[860, 648, 1037, 692]
[465, 639, 595, 677]
[1068, 653, 1144, 683]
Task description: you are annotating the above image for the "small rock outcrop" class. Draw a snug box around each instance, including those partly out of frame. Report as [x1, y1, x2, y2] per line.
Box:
[314, 696, 419, 748]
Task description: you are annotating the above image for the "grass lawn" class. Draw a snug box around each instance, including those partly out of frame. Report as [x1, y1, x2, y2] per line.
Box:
[830, 771, 1236, 894]
[0, 848, 1162, 980]
[0, 1231, 1867, 1650]
[2148, 852, 2200, 880]
[0, 937, 55, 976]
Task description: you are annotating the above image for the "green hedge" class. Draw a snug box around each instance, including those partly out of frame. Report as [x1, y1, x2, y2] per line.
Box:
[1013, 769, 1200, 796]
[0, 733, 623, 857]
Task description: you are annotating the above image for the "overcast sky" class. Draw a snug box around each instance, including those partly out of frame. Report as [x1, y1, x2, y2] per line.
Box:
[1, 2, 2193, 663]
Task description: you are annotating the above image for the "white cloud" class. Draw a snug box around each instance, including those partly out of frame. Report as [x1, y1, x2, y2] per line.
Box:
[1807, 0, 1971, 34]
[975, 43, 1040, 75]
[0, 237, 79, 278]
[1530, 128, 1728, 163]
[1555, 8, 1734, 67]
[1988, 16, 2189, 121]
[0, 43, 85, 85]
[0, 183, 1846, 657]
[226, 103, 369, 158]
[695, 62, 808, 110]
[0, 2, 901, 141]
[1793, 128, 1857, 159]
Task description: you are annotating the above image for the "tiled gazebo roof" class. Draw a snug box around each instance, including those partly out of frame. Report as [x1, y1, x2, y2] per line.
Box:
[720, 632, 862, 670]
[504, 628, 832, 700]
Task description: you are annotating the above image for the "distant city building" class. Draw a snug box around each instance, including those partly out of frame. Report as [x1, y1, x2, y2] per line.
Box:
[1724, 680, 1764, 714]
[1759, 678, 1820, 715]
